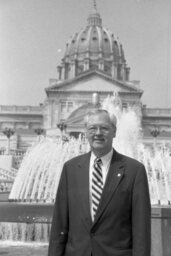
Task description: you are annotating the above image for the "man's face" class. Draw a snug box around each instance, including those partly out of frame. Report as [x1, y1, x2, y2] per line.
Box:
[86, 113, 116, 157]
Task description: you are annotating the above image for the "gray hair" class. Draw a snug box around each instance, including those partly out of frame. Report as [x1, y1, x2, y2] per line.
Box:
[84, 109, 117, 128]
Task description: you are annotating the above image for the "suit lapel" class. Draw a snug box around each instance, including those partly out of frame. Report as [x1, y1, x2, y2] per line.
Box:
[92, 150, 125, 228]
[77, 152, 93, 229]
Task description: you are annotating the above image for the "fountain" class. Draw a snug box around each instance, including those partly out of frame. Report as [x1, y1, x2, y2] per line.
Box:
[9, 138, 85, 202]
[0, 93, 171, 255]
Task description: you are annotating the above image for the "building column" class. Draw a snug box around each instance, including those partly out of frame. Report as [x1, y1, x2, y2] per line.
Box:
[57, 65, 62, 80]
[98, 59, 104, 71]
[61, 62, 65, 80]
[71, 60, 76, 78]
[84, 59, 90, 71]
[117, 63, 123, 80]
[112, 62, 117, 79]
[125, 67, 130, 81]
[84, 51, 90, 71]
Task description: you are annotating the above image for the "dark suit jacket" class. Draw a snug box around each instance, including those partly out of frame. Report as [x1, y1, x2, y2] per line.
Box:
[48, 149, 151, 256]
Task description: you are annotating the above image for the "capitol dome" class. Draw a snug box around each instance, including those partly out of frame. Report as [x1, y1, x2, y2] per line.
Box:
[57, 3, 130, 82]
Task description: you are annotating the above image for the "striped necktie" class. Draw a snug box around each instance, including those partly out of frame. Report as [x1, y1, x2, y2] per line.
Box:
[92, 158, 103, 220]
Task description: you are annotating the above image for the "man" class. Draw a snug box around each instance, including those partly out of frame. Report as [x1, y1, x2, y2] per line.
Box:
[48, 109, 151, 256]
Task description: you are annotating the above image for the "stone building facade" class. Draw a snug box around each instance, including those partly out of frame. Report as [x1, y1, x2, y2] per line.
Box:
[0, 4, 171, 152]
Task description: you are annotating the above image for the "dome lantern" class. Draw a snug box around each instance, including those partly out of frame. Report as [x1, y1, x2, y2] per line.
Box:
[87, 0, 102, 27]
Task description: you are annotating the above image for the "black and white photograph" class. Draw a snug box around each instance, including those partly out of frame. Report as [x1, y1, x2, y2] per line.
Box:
[0, 0, 171, 255]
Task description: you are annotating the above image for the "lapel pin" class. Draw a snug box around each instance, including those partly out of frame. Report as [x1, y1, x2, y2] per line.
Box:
[117, 173, 121, 177]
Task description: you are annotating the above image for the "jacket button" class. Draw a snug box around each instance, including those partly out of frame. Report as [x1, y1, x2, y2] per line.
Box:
[90, 232, 95, 237]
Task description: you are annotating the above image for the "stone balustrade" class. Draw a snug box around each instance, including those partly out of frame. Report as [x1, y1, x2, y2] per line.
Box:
[0, 105, 43, 114]
[143, 108, 171, 117]
[0, 179, 13, 192]
[0, 167, 17, 181]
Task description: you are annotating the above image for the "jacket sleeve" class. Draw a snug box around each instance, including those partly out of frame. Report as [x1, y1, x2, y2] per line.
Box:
[132, 164, 151, 256]
[48, 163, 69, 256]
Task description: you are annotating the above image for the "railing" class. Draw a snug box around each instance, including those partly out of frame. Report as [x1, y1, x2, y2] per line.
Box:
[0, 168, 17, 181]
[0, 179, 13, 192]
[10, 149, 26, 156]
[0, 105, 42, 114]
[0, 150, 25, 169]
[142, 108, 171, 117]
[12, 155, 24, 169]
[0, 149, 25, 156]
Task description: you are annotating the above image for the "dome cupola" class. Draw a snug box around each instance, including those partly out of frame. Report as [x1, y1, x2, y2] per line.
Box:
[57, 1, 130, 82]
[87, 1, 102, 27]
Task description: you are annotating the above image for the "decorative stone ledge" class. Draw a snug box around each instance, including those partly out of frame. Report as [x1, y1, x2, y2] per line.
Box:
[0, 105, 43, 115]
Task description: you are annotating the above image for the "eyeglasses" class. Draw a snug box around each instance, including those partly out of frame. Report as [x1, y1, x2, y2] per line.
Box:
[86, 125, 110, 134]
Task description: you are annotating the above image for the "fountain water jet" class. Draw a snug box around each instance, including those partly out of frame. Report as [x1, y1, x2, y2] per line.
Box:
[9, 138, 85, 202]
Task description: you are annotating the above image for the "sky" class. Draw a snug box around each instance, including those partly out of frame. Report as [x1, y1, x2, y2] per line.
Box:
[0, 0, 171, 108]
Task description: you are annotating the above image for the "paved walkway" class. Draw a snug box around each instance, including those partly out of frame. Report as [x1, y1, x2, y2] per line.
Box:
[0, 242, 48, 256]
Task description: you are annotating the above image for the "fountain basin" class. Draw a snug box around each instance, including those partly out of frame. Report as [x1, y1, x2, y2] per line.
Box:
[0, 202, 53, 242]
[0, 202, 53, 223]
[0, 202, 171, 256]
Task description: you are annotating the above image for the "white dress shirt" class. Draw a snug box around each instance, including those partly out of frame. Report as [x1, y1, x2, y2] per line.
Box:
[89, 149, 113, 221]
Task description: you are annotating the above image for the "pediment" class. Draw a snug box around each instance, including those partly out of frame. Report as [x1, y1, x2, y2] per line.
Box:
[46, 71, 142, 94]
[61, 77, 132, 92]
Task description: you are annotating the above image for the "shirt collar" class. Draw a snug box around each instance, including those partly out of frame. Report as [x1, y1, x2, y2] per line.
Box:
[91, 149, 113, 166]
